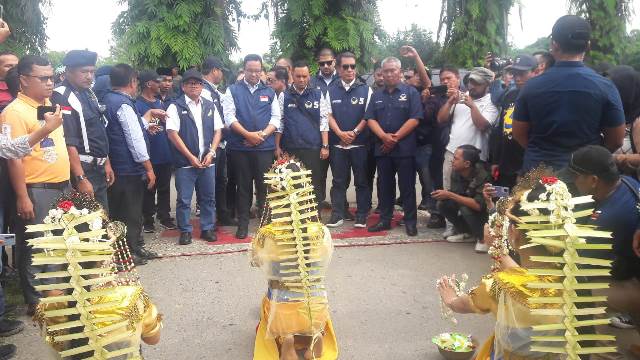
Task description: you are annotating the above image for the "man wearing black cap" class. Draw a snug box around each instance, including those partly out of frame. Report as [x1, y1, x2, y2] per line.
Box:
[136, 70, 177, 233]
[52, 49, 113, 208]
[560, 144, 640, 358]
[489, 54, 537, 189]
[512, 15, 626, 172]
[201, 56, 236, 226]
[166, 69, 223, 245]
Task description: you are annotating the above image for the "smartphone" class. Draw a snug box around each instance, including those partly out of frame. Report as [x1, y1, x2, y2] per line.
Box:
[0, 234, 16, 247]
[428, 85, 448, 96]
[37, 105, 57, 121]
[494, 186, 510, 198]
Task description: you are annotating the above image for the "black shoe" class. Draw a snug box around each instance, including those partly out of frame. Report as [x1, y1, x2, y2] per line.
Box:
[201, 230, 218, 243]
[218, 217, 238, 226]
[344, 209, 355, 221]
[354, 215, 367, 228]
[417, 201, 429, 211]
[236, 227, 248, 239]
[406, 225, 418, 237]
[0, 320, 24, 337]
[0, 304, 17, 317]
[179, 232, 192, 245]
[325, 215, 343, 228]
[143, 223, 155, 233]
[159, 218, 177, 230]
[426, 214, 446, 229]
[368, 222, 391, 232]
[132, 254, 148, 266]
[137, 248, 159, 259]
[0, 344, 17, 359]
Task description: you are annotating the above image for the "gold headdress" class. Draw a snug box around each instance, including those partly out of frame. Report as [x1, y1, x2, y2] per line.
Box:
[28, 192, 161, 359]
[511, 176, 616, 358]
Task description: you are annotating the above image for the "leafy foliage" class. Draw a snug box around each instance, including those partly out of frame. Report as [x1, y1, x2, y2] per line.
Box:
[374, 24, 442, 68]
[621, 30, 640, 71]
[568, 0, 632, 66]
[437, 0, 514, 68]
[112, 0, 240, 69]
[508, 37, 549, 58]
[1, 0, 49, 55]
[269, 0, 383, 70]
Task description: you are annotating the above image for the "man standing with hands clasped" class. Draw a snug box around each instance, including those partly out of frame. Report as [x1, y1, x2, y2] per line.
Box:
[166, 69, 223, 245]
[365, 56, 423, 236]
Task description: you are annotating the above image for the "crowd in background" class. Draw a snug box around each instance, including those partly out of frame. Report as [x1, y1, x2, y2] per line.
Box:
[0, 13, 639, 359]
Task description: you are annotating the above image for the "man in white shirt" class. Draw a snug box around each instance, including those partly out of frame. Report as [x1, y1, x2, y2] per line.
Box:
[437, 67, 499, 191]
[166, 69, 223, 245]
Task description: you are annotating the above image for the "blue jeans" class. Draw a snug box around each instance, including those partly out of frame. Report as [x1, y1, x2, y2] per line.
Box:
[415, 144, 438, 214]
[175, 166, 216, 233]
[329, 146, 371, 218]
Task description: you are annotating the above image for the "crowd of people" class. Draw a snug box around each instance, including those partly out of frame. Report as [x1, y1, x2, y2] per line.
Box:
[0, 12, 639, 359]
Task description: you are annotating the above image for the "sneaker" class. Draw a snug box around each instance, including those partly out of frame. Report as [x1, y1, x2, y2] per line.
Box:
[446, 233, 474, 243]
[143, 223, 156, 233]
[610, 314, 635, 329]
[354, 215, 367, 228]
[474, 241, 489, 253]
[326, 215, 343, 228]
[159, 218, 177, 230]
[442, 222, 456, 238]
[0, 319, 24, 337]
[344, 210, 355, 221]
[0, 344, 17, 359]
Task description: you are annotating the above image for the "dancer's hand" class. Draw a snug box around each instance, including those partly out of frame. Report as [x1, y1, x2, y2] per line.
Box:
[436, 275, 458, 307]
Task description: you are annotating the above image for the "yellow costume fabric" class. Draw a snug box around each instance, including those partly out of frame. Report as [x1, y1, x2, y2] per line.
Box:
[254, 296, 338, 360]
[468, 268, 562, 360]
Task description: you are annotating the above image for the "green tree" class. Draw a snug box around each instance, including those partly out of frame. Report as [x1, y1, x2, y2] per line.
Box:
[269, 0, 383, 70]
[1, 0, 49, 55]
[437, 0, 514, 68]
[509, 37, 549, 58]
[374, 24, 441, 68]
[569, 0, 632, 65]
[46, 50, 66, 69]
[112, 0, 240, 69]
[621, 30, 640, 71]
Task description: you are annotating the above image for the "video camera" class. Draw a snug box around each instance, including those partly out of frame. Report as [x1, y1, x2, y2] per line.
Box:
[487, 52, 512, 73]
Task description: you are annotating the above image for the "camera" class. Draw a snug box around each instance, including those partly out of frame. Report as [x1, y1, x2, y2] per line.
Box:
[487, 52, 512, 73]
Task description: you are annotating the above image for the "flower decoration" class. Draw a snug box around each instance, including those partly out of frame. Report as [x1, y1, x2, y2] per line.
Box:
[432, 332, 475, 352]
[57, 200, 73, 212]
[540, 176, 558, 185]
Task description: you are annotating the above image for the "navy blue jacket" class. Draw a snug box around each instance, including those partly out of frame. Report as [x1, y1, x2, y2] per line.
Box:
[104, 91, 148, 176]
[327, 80, 370, 146]
[170, 96, 217, 168]
[226, 81, 276, 151]
[282, 87, 323, 150]
[135, 96, 173, 165]
[364, 83, 424, 157]
[311, 72, 339, 93]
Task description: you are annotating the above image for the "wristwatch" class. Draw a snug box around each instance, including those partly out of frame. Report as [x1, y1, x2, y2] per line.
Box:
[353, 128, 360, 136]
[75, 174, 87, 182]
[321, 144, 330, 150]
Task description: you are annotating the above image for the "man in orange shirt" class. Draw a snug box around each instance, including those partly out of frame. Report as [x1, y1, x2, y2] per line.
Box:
[2, 55, 70, 314]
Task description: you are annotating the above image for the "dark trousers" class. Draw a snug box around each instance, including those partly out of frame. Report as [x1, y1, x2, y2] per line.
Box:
[438, 199, 487, 239]
[329, 146, 371, 218]
[215, 147, 233, 221]
[318, 153, 329, 202]
[15, 184, 69, 305]
[376, 156, 416, 227]
[108, 175, 145, 254]
[78, 162, 109, 210]
[289, 148, 328, 208]
[143, 163, 172, 224]
[415, 144, 438, 214]
[228, 150, 273, 228]
[366, 143, 381, 207]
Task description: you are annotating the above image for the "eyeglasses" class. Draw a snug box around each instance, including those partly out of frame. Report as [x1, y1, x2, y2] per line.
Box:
[23, 74, 54, 83]
[318, 61, 333, 67]
[341, 64, 356, 70]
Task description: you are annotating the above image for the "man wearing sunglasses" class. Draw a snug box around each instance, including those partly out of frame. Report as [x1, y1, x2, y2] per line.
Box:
[312, 48, 339, 93]
[325, 52, 372, 228]
[3, 55, 69, 315]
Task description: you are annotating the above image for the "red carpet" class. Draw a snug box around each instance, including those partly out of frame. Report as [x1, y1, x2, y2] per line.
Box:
[159, 210, 406, 245]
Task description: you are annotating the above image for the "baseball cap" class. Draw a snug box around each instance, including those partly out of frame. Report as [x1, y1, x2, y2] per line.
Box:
[62, 50, 98, 68]
[181, 69, 204, 83]
[551, 15, 591, 48]
[558, 145, 618, 182]
[138, 70, 161, 84]
[202, 56, 228, 72]
[466, 67, 494, 85]
[506, 54, 537, 72]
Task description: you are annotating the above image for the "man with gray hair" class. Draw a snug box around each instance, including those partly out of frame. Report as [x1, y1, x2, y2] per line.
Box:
[365, 56, 423, 236]
[436, 66, 499, 242]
